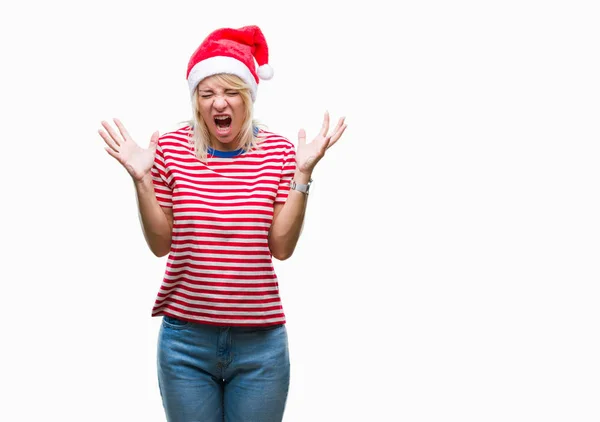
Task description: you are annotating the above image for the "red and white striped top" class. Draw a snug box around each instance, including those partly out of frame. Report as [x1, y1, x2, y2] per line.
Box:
[150, 126, 296, 326]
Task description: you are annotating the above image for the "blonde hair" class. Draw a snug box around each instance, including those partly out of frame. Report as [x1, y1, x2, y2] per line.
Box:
[187, 74, 263, 161]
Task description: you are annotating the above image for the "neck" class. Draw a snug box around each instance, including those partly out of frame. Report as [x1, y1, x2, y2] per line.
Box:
[210, 136, 242, 152]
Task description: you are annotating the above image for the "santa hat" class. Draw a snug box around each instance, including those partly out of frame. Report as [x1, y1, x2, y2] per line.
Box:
[186, 25, 273, 102]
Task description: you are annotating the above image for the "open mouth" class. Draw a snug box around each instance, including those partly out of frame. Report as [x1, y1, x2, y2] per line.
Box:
[214, 115, 232, 130]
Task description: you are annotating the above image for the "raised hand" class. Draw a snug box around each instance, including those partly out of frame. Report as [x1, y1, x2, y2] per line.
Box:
[296, 111, 347, 175]
[99, 118, 159, 182]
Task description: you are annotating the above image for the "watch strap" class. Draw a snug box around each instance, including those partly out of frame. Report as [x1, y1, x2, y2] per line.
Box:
[290, 178, 312, 194]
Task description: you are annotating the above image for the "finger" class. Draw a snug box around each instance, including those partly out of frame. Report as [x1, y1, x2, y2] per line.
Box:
[149, 131, 160, 151]
[98, 128, 120, 152]
[113, 118, 132, 142]
[320, 135, 332, 155]
[332, 116, 346, 134]
[326, 123, 347, 149]
[326, 117, 345, 147]
[298, 128, 307, 146]
[101, 120, 122, 147]
[319, 111, 330, 138]
[104, 146, 121, 161]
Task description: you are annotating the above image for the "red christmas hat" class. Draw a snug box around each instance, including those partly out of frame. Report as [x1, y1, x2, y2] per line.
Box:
[186, 25, 273, 102]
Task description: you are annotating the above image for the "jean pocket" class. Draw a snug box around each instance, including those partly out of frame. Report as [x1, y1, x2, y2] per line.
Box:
[162, 315, 190, 329]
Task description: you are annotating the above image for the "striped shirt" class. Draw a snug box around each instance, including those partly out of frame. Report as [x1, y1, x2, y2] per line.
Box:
[150, 126, 296, 326]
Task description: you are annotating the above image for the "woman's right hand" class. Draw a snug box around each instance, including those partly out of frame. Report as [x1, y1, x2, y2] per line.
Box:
[99, 118, 159, 183]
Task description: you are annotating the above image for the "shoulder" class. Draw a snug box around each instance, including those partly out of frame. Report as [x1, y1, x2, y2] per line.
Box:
[157, 125, 193, 155]
[158, 125, 192, 144]
[257, 129, 295, 153]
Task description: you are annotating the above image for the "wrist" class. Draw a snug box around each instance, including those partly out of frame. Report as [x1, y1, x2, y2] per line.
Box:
[133, 173, 154, 190]
[293, 170, 312, 185]
[289, 174, 313, 195]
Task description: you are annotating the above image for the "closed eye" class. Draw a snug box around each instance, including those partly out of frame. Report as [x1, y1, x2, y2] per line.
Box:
[198, 90, 214, 98]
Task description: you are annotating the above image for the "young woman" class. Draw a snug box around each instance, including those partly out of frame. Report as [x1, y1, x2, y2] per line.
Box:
[99, 25, 346, 422]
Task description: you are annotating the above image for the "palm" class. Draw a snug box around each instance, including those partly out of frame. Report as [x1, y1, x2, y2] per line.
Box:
[117, 139, 156, 180]
[99, 118, 159, 182]
[297, 112, 347, 174]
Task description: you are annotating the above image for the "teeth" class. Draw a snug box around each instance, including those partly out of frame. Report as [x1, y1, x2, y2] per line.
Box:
[215, 116, 230, 120]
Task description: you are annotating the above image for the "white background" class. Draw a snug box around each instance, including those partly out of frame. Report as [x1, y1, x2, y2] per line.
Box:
[1, 0, 599, 421]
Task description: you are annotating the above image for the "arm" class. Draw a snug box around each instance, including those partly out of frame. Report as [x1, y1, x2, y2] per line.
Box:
[134, 174, 173, 257]
[99, 118, 173, 257]
[268, 111, 347, 261]
[268, 170, 311, 261]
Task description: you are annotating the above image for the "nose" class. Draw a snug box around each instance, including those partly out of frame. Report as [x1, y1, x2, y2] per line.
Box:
[213, 95, 228, 110]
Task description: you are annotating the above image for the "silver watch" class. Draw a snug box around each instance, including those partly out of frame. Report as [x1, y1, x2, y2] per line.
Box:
[289, 178, 313, 195]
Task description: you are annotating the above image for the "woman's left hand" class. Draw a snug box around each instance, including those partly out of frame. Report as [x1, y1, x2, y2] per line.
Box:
[296, 111, 347, 175]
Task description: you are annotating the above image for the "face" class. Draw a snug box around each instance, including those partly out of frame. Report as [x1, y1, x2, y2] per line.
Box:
[196, 75, 247, 151]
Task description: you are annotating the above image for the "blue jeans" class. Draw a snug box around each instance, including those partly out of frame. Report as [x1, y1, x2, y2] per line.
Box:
[157, 316, 290, 422]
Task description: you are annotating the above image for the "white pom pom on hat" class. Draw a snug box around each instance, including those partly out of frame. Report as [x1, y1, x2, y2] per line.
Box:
[257, 64, 274, 80]
[186, 25, 274, 102]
